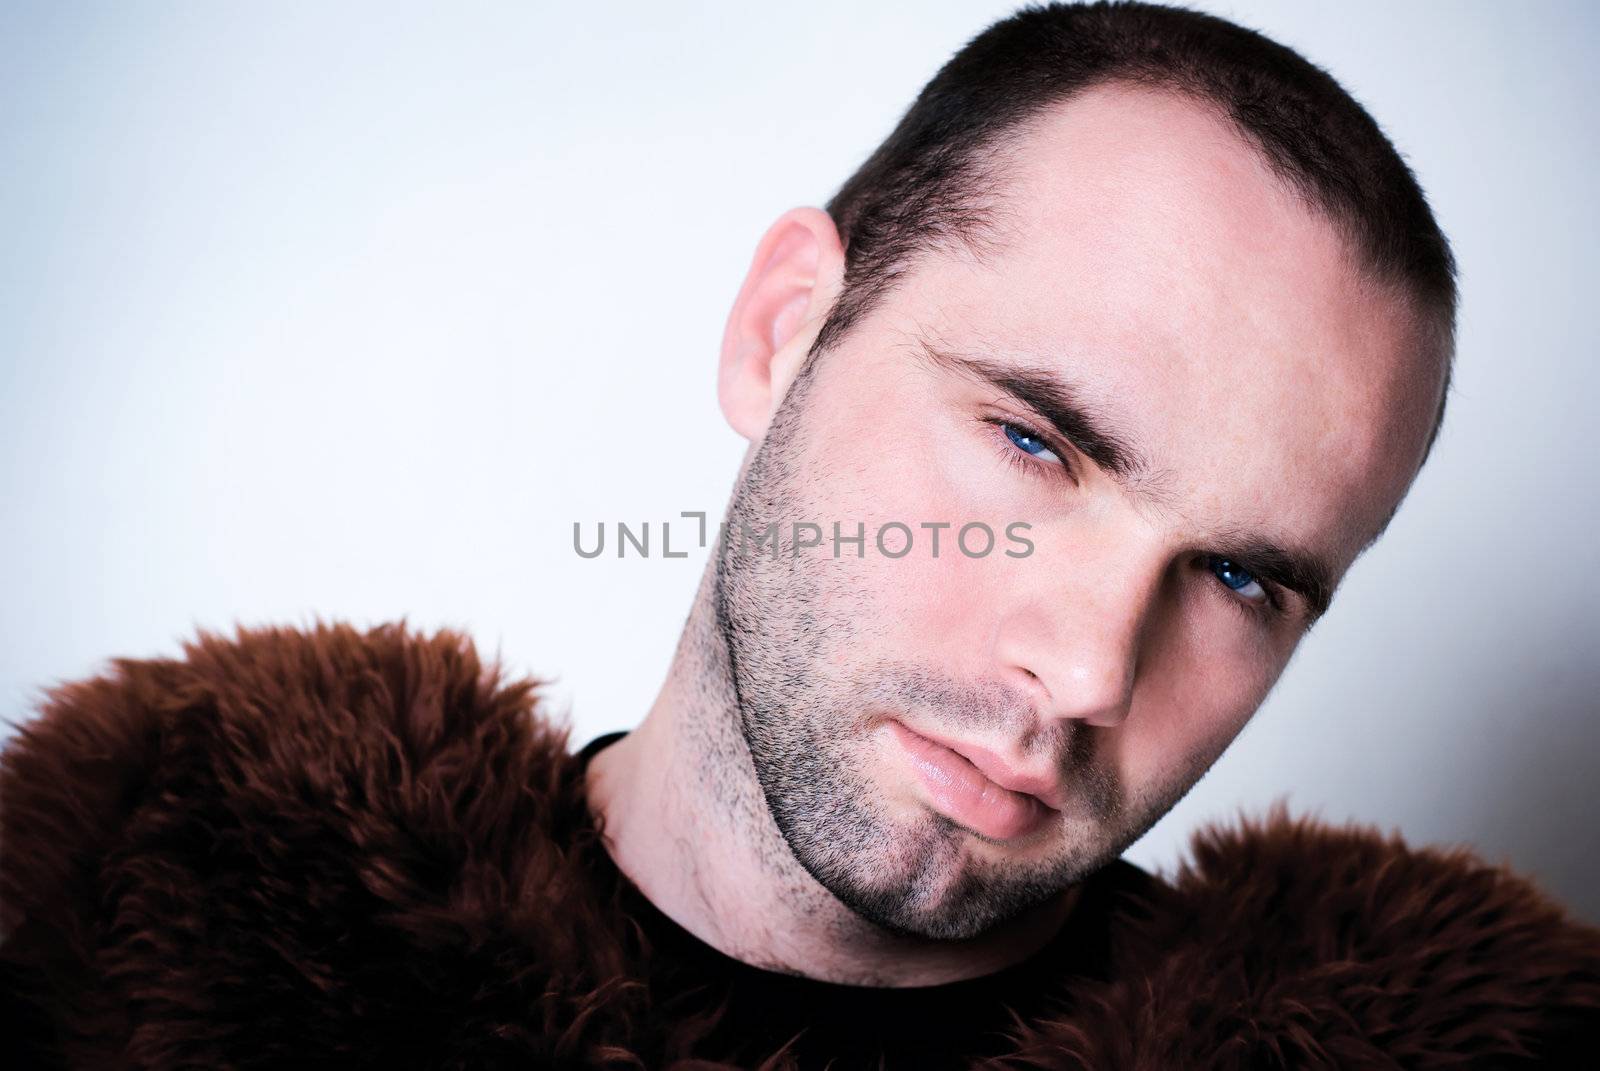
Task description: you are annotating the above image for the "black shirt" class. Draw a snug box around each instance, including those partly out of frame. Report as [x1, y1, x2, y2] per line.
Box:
[575, 731, 1159, 1070]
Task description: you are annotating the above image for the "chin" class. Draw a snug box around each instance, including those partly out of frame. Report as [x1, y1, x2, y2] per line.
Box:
[836, 856, 1061, 942]
[777, 797, 1071, 941]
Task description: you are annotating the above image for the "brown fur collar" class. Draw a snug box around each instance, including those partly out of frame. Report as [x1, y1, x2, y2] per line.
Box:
[2, 621, 1596, 1068]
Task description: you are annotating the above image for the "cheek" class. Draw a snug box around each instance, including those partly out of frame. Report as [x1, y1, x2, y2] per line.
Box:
[1113, 611, 1287, 793]
[803, 399, 1018, 668]
[800, 357, 1017, 525]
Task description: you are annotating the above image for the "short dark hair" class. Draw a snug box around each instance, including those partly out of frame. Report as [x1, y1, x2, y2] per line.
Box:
[815, 0, 1457, 464]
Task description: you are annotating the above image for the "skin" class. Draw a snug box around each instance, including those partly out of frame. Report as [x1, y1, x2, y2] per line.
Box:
[584, 82, 1444, 987]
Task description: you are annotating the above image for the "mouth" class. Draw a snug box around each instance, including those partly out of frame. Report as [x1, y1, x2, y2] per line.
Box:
[887, 720, 1058, 843]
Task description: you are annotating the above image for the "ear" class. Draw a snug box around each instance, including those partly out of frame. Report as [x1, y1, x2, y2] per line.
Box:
[718, 207, 846, 442]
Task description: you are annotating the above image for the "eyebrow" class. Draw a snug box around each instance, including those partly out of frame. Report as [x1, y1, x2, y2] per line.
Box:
[1207, 536, 1335, 621]
[912, 338, 1337, 621]
[914, 339, 1147, 481]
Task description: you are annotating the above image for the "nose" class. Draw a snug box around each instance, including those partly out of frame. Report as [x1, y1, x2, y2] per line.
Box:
[989, 537, 1157, 730]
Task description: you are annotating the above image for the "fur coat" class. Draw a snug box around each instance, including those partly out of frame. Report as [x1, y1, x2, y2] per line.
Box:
[1, 620, 1596, 1069]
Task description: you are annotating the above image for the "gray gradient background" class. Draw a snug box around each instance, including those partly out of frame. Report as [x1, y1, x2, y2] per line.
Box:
[3, 1, 1596, 921]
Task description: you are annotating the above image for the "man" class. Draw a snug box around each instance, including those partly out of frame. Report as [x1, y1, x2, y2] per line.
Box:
[2, 2, 1596, 1068]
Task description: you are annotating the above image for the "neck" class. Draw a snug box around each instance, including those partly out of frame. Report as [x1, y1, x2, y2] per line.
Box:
[582, 559, 1081, 987]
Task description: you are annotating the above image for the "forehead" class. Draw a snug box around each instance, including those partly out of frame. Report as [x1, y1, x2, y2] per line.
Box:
[887, 81, 1433, 567]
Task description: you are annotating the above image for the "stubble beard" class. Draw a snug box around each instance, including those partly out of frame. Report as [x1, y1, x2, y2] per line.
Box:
[706, 353, 1144, 941]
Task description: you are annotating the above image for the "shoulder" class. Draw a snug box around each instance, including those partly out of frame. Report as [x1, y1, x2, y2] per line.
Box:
[1, 621, 605, 1063]
[1, 618, 580, 910]
[1, 620, 575, 859]
[1036, 802, 1600, 1068]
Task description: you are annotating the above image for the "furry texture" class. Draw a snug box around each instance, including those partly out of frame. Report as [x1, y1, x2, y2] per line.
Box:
[1, 620, 1596, 1069]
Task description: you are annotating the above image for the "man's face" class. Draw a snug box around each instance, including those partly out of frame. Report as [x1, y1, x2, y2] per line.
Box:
[714, 84, 1440, 940]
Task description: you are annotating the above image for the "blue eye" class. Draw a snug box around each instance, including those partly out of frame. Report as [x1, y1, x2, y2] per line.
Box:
[1209, 556, 1266, 601]
[1002, 422, 1062, 465]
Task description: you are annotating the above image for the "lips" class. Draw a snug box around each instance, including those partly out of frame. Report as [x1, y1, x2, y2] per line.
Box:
[887, 720, 1057, 842]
